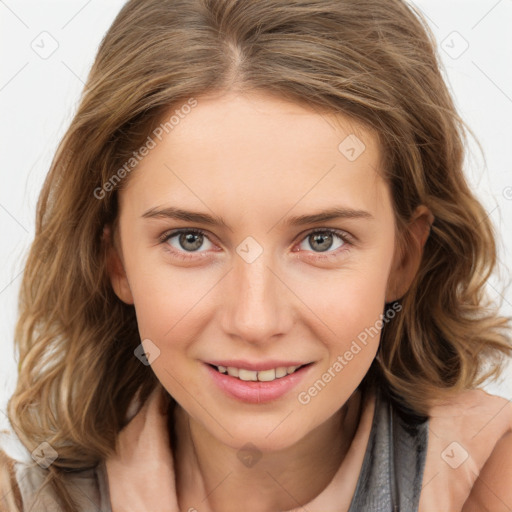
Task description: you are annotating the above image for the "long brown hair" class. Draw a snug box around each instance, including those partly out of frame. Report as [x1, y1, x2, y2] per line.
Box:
[2, 0, 511, 510]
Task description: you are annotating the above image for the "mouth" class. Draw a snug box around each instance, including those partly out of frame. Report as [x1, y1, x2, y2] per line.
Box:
[207, 363, 313, 382]
[204, 361, 315, 404]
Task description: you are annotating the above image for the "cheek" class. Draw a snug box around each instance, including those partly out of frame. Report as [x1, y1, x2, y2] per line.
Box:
[296, 279, 388, 416]
[310, 261, 391, 345]
[130, 270, 208, 395]
[124, 242, 216, 341]
[306, 260, 391, 381]
[336, 283, 387, 343]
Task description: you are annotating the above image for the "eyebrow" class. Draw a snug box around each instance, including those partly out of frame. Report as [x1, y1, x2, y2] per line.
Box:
[141, 205, 374, 228]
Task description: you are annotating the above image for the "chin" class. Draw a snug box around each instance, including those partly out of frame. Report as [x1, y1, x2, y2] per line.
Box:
[198, 412, 314, 453]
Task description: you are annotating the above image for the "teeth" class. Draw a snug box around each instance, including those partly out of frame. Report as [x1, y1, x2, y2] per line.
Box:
[238, 369, 258, 381]
[275, 367, 287, 378]
[215, 365, 304, 382]
[257, 369, 276, 382]
[227, 367, 239, 377]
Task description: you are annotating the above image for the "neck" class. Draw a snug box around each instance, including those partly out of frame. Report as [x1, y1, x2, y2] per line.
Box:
[173, 391, 363, 512]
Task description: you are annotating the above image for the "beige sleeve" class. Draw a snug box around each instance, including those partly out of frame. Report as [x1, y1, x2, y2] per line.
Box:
[13, 460, 109, 512]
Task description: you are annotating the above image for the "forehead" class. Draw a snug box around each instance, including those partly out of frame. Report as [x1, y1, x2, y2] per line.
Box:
[158, 91, 379, 165]
[120, 91, 391, 223]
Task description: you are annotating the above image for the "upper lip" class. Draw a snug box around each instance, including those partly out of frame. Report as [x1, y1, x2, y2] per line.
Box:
[205, 360, 313, 371]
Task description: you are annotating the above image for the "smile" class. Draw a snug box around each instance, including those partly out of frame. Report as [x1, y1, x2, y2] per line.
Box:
[204, 362, 315, 403]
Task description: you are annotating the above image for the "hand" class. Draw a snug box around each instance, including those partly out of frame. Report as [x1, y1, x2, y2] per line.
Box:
[105, 385, 180, 512]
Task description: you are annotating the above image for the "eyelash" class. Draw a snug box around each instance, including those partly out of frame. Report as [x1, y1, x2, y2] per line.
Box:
[158, 227, 354, 262]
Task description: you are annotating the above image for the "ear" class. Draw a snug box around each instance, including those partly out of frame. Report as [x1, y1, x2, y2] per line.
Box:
[103, 224, 134, 305]
[385, 205, 434, 303]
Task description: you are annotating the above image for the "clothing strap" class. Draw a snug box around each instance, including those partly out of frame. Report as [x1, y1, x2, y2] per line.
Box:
[347, 387, 429, 511]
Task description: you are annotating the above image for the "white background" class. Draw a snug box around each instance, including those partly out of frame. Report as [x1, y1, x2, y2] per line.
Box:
[1, 0, 511, 444]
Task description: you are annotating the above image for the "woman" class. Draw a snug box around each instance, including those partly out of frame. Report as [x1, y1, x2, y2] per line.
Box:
[1, 0, 511, 510]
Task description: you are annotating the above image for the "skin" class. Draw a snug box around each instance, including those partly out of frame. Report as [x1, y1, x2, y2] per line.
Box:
[462, 430, 512, 512]
[106, 90, 433, 512]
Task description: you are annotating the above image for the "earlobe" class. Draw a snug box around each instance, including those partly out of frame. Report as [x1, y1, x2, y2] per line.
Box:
[103, 224, 134, 305]
[385, 205, 434, 303]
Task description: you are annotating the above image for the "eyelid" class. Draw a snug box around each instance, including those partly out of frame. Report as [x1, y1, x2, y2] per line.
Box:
[298, 226, 356, 246]
[158, 227, 213, 245]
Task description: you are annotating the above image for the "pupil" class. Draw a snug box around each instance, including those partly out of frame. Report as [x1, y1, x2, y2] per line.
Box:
[180, 233, 203, 251]
[311, 233, 332, 252]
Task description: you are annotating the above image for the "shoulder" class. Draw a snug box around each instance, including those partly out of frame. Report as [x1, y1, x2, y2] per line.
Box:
[428, 388, 512, 436]
[419, 388, 512, 512]
[429, 388, 512, 456]
[461, 429, 512, 511]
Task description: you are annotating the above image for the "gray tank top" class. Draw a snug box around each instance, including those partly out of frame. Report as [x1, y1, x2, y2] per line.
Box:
[347, 387, 429, 511]
[13, 388, 429, 511]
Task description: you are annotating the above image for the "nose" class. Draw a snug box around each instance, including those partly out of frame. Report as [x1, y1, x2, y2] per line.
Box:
[220, 250, 294, 345]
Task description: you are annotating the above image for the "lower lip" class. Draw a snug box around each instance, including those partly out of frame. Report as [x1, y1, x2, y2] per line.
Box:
[204, 363, 314, 404]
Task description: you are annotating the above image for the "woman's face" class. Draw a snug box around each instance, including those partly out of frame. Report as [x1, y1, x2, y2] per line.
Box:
[110, 91, 409, 451]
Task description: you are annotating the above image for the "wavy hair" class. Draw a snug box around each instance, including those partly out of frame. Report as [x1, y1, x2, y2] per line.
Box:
[1, 0, 511, 510]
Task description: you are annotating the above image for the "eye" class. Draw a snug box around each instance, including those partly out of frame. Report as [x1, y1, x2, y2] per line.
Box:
[159, 228, 215, 260]
[296, 229, 352, 256]
[158, 227, 353, 262]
